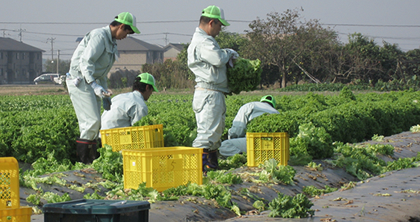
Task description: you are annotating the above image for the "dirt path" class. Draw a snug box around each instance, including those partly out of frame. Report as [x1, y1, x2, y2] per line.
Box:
[0, 84, 67, 96]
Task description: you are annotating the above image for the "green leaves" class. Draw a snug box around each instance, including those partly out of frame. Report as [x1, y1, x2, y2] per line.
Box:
[259, 159, 296, 185]
[302, 185, 337, 198]
[91, 145, 123, 182]
[226, 58, 262, 95]
[207, 170, 243, 184]
[290, 122, 333, 159]
[268, 193, 314, 218]
[218, 153, 247, 170]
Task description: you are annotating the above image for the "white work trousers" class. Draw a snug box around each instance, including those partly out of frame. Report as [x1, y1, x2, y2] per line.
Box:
[66, 78, 102, 141]
[192, 89, 226, 151]
[219, 137, 247, 157]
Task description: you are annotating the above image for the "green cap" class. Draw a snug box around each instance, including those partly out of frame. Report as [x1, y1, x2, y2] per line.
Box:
[138, 73, 158, 92]
[260, 95, 276, 108]
[115, 12, 140, 34]
[202, 5, 230, 26]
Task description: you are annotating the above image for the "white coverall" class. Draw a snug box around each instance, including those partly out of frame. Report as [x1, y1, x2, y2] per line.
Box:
[219, 101, 280, 156]
[101, 91, 148, 130]
[66, 26, 117, 140]
[187, 27, 236, 151]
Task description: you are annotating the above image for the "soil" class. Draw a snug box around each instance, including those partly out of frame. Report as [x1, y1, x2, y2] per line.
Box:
[0, 84, 344, 97]
[0, 84, 68, 96]
[24, 131, 420, 222]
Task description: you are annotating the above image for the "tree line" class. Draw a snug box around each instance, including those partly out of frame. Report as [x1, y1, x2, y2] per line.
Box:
[144, 8, 420, 91]
[48, 8, 420, 91]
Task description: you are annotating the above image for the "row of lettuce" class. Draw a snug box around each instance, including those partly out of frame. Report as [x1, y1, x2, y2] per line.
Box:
[2, 87, 419, 164]
[3, 88, 420, 218]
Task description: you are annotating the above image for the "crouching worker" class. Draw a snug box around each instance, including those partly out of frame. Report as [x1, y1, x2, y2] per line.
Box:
[101, 73, 158, 131]
[219, 95, 279, 157]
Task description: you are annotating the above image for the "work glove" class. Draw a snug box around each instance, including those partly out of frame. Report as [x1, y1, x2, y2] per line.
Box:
[102, 97, 112, 111]
[226, 48, 239, 58]
[226, 49, 239, 68]
[90, 81, 107, 98]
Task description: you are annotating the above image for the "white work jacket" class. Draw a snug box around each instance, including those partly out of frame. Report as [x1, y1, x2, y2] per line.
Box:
[187, 27, 233, 93]
[228, 102, 280, 138]
[69, 26, 118, 89]
[101, 91, 148, 130]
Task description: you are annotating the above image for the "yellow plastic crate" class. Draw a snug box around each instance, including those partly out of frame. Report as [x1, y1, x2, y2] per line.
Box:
[0, 157, 20, 209]
[0, 206, 32, 222]
[246, 132, 290, 167]
[100, 124, 164, 152]
[122, 147, 203, 192]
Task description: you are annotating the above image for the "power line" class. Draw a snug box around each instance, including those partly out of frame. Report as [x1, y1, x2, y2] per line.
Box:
[321, 23, 420, 28]
[1, 20, 420, 28]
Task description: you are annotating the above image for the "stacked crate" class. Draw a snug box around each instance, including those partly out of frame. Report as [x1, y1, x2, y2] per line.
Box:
[122, 147, 203, 192]
[0, 157, 32, 222]
[101, 125, 203, 191]
[100, 124, 164, 152]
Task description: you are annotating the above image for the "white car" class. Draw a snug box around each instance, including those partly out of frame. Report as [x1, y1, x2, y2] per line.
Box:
[34, 73, 60, 85]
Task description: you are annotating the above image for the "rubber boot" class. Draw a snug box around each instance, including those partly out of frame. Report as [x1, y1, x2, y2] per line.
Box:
[76, 138, 97, 164]
[202, 149, 219, 173]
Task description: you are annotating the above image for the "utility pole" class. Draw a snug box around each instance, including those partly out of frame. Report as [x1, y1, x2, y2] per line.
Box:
[56, 50, 60, 74]
[47, 37, 56, 60]
[16, 28, 26, 42]
[164, 32, 168, 46]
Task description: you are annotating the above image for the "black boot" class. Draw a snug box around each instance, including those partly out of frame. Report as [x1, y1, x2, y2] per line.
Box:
[76, 138, 97, 164]
[202, 149, 219, 172]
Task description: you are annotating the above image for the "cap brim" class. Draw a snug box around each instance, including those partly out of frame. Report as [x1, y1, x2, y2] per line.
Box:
[152, 85, 158, 92]
[220, 19, 230, 26]
[131, 25, 140, 34]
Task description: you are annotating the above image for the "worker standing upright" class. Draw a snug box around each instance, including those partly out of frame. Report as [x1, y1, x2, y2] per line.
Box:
[187, 5, 239, 172]
[66, 12, 140, 164]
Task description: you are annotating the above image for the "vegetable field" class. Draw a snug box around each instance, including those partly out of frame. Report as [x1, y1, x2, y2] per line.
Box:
[3, 87, 420, 220]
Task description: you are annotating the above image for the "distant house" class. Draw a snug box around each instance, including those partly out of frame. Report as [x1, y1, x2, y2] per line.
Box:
[163, 43, 185, 61]
[111, 37, 164, 73]
[0, 37, 44, 84]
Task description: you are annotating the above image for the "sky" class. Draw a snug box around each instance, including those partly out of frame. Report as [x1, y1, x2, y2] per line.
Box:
[1, 0, 419, 60]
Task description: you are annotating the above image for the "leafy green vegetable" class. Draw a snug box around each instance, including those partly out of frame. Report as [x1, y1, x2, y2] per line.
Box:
[268, 193, 314, 218]
[252, 200, 266, 212]
[339, 86, 356, 101]
[26, 194, 41, 205]
[202, 184, 233, 208]
[333, 142, 395, 180]
[226, 58, 262, 95]
[306, 162, 323, 171]
[290, 122, 333, 159]
[258, 159, 296, 185]
[207, 170, 243, 184]
[302, 185, 337, 197]
[42, 192, 71, 203]
[92, 145, 123, 182]
[218, 153, 247, 170]
[84, 191, 104, 200]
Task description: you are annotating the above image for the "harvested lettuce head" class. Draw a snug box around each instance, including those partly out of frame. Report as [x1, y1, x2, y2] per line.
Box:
[227, 58, 262, 95]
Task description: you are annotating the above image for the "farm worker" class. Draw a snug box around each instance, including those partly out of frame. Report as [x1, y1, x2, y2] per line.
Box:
[100, 73, 158, 131]
[66, 12, 140, 164]
[187, 5, 239, 172]
[219, 95, 279, 157]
